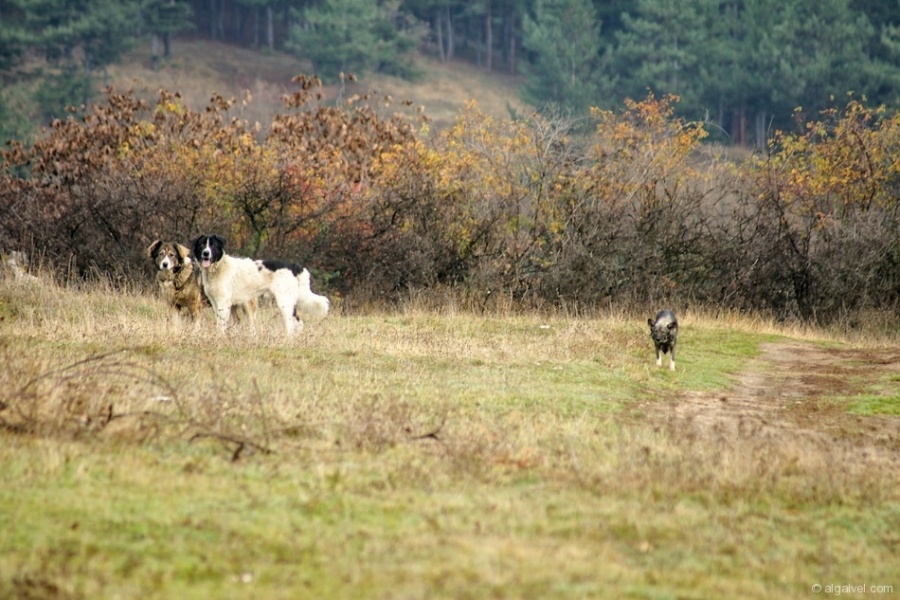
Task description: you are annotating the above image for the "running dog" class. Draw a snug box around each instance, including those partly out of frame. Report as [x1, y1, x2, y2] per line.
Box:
[648, 309, 678, 371]
[146, 240, 205, 322]
[191, 234, 329, 335]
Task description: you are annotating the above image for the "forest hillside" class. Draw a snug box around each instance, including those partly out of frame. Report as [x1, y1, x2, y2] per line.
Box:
[105, 39, 527, 132]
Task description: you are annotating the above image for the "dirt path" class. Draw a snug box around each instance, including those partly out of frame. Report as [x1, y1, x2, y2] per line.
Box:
[659, 342, 900, 472]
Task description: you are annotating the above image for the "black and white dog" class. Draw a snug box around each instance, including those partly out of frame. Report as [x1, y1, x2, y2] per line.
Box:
[648, 309, 678, 371]
[191, 234, 329, 335]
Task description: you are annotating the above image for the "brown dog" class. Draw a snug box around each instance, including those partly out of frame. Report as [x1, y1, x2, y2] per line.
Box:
[146, 240, 205, 322]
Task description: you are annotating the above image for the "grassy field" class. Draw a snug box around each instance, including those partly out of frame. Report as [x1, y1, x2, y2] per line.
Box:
[0, 273, 897, 599]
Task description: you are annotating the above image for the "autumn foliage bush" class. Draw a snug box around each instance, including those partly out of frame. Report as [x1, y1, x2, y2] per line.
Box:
[3, 83, 900, 324]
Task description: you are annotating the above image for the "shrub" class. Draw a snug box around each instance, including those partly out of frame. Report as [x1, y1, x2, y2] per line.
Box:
[3, 85, 900, 324]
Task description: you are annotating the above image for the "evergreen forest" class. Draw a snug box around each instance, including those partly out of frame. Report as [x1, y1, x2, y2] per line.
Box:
[3, 0, 900, 145]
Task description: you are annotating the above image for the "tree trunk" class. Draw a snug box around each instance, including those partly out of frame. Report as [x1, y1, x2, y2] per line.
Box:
[253, 6, 259, 48]
[217, 0, 225, 41]
[151, 33, 160, 68]
[484, 0, 492, 72]
[755, 110, 767, 150]
[266, 5, 274, 51]
[506, 8, 516, 76]
[435, 10, 446, 63]
[234, 2, 243, 43]
[446, 5, 454, 61]
[732, 108, 746, 147]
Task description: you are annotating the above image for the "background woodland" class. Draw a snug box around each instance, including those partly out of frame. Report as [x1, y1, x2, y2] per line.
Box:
[3, 85, 900, 326]
[4, 0, 900, 144]
[3, 0, 900, 325]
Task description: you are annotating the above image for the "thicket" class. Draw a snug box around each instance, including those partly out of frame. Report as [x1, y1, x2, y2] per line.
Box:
[2, 83, 900, 324]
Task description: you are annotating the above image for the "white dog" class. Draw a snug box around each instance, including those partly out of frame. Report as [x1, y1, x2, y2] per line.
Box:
[2, 250, 37, 281]
[191, 234, 329, 335]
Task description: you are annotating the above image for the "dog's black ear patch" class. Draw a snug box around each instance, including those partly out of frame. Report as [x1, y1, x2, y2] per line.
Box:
[648, 318, 655, 327]
[191, 236, 206, 259]
[147, 240, 163, 259]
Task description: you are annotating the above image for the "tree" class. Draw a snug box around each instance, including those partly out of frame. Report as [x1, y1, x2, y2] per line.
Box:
[608, 0, 717, 114]
[406, 0, 461, 64]
[234, 0, 276, 51]
[747, 0, 874, 141]
[0, 0, 28, 73]
[0, 92, 32, 145]
[604, 0, 888, 147]
[23, 0, 140, 75]
[520, 0, 602, 114]
[13, 0, 140, 117]
[143, 0, 194, 65]
[285, 0, 425, 80]
[850, 0, 900, 99]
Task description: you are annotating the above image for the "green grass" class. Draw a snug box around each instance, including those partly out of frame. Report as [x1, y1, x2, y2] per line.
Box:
[824, 365, 900, 416]
[847, 394, 900, 416]
[0, 276, 896, 599]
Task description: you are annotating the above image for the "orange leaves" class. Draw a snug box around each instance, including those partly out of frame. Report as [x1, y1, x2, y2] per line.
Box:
[587, 93, 708, 208]
[756, 99, 898, 219]
[5, 81, 900, 318]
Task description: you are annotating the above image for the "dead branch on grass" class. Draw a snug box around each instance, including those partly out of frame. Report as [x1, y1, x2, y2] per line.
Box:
[188, 431, 275, 461]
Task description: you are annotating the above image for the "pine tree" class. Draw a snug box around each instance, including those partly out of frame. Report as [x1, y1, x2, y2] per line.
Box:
[286, 0, 425, 81]
[16, 0, 140, 119]
[520, 0, 602, 114]
[143, 0, 193, 65]
[608, 0, 716, 111]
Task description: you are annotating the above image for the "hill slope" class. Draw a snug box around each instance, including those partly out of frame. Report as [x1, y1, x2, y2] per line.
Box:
[104, 38, 529, 131]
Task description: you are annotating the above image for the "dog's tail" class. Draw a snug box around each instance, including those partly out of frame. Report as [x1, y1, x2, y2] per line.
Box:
[295, 268, 330, 319]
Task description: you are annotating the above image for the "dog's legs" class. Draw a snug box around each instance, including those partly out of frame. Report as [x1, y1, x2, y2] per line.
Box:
[669, 346, 676, 371]
[187, 303, 202, 332]
[208, 297, 232, 333]
[272, 274, 308, 336]
[215, 307, 231, 333]
[277, 300, 299, 335]
[655, 347, 662, 367]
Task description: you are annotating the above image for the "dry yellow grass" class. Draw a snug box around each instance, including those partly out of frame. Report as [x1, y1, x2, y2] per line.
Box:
[0, 272, 897, 599]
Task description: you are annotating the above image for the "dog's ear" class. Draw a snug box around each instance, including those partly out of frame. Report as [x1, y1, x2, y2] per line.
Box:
[648, 318, 655, 327]
[213, 235, 226, 248]
[175, 244, 191, 260]
[191, 236, 204, 257]
[146, 240, 162, 259]
[667, 322, 677, 330]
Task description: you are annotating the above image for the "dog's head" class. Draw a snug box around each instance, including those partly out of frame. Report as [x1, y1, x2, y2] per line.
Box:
[648, 310, 678, 344]
[147, 240, 192, 273]
[191, 234, 226, 269]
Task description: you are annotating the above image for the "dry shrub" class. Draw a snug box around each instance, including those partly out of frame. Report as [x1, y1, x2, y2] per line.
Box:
[0, 80, 423, 295]
[4, 88, 900, 325]
[0, 345, 177, 441]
